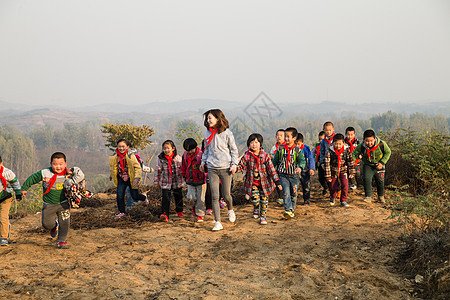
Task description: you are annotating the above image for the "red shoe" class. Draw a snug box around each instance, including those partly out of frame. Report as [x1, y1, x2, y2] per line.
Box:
[160, 213, 168, 222]
[197, 216, 204, 222]
[177, 211, 184, 218]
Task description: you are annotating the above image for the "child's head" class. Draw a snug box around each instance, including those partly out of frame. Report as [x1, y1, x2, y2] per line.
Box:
[345, 127, 356, 141]
[162, 140, 177, 156]
[322, 121, 335, 138]
[183, 138, 198, 155]
[295, 133, 304, 146]
[247, 133, 263, 152]
[318, 131, 325, 141]
[50, 152, 67, 173]
[363, 129, 377, 147]
[284, 127, 298, 146]
[203, 109, 229, 133]
[332, 134, 345, 151]
[116, 138, 131, 154]
[275, 129, 285, 144]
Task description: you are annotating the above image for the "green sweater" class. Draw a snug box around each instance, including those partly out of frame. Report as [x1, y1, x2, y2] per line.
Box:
[352, 138, 391, 167]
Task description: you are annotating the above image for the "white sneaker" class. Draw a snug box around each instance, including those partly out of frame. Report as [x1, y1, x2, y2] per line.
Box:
[227, 209, 236, 223]
[212, 221, 223, 231]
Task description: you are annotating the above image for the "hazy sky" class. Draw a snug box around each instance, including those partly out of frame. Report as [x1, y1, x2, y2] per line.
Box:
[1, 0, 449, 107]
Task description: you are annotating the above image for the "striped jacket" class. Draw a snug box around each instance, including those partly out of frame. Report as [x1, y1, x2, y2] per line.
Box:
[155, 153, 184, 190]
[0, 166, 21, 202]
[324, 145, 356, 178]
[237, 149, 280, 198]
[272, 145, 306, 175]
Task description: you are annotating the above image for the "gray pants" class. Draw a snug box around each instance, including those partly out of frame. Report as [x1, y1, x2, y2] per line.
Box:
[187, 184, 207, 216]
[208, 168, 233, 222]
[42, 201, 70, 242]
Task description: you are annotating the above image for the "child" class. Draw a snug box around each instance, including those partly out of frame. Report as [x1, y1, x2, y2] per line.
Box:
[295, 133, 315, 205]
[272, 127, 306, 219]
[270, 129, 286, 205]
[237, 133, 281, 225]
[0, 156, 22, 246]
[344, 127, 361, 190]
[319, 122, 337, 198]
[200, 109, 239, 231]
[324, 134, 356, 207]
[21, 152, 85, 249]
[155, 140, 184, 221]
[352, 129, 391, 203]
[126, 147, 154, 209]
[109, 138, 148, 219]
[181, 138, 206, 222]
[312, 131, 327, 194]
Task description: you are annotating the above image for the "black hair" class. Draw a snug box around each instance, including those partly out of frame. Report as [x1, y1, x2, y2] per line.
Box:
[318, 131, 325, 137]
[345, 127, 355, 134]
[363, 129, 376, 139]
[247, 133, 263, 147]
[296, 133, 304, 142]
[285, 127, 298, 139]
[323, 121, 334, 129]
[276, 129, 285, 134]
[161, 140, 177, 156]
[51, 152, 66, 162]
[183, 138, 198, 151]
[333, 133, 345, 142]
[0, 156, 2, 163]
[203, 109, 229, 134]
[117, 138, 132, 147]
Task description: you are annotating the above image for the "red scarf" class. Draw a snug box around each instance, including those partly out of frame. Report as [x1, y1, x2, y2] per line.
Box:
[42, 168, 68, 196]
[205, 127, 218, 147]
[284, 144, 296, 170]
[334, 146, 345, 173]
[186, 148, 199, 170]
[346, 138, 356, 153]
[116, 148, 128, 172]
[324, 133, 336, 146]
[315, 144, 321, 161]
[248, 150, 261, 172]
[165, 153, 174, 176]
[298, 144, 305, 150]
[366, 142, 379, 162]
[0, 166, 7, 189]
[275, 141, 285, 151]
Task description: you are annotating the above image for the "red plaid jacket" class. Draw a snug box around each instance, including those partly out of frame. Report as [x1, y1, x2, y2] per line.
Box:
[237, 149, 280, 198]
[324, 145, 356, 178]
[155, 153, 184, 189]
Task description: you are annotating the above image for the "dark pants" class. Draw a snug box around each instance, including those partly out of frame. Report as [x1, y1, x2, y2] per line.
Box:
[300, 171, 311, 202]
[161, 188, 183, 218]
[349, 165, 361, 186]
[328, 173, 349, 203]
[205, 181, 212, 210]
[363, 164, 385, 197]
[117, 176, 145, 213]
[318, 166, 327, 190]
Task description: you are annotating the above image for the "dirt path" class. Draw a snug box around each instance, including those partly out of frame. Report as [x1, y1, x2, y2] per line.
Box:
[0, 183, 415, 299]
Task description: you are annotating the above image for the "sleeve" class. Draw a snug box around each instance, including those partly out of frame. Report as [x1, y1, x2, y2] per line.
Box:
[324, 151, 331, 178]
[347, 151, 356, 175]
[21, 170, 44, 191]
[236, 154, 247, 174]
[227, 131, 239, 167]
[5, 170, 21, 195]
[307, 147, 315, 170]
[272, 149, 280, 167]
[352, 143, 363, 161]
[64, 167, 85, 190]
[319, 140, 327, 164]
[265, 155, 280, 184]
[154, 158, 161, 184]
[380, 141, 392, 165]
[201, 131, 209, 165]
[296, 149, 306, 170]
[181, 154, 187, 178]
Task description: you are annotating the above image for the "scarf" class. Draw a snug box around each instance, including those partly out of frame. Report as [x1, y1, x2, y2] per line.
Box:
[186, 148, 199, 170]
[42, 168, 68, 196]
[346, 138, 356, 153]
[284, 144, 296, 170]
[275, 141, 285, 152]
[248, 150, 261, 173]
[165, 153, 174, 177]
[366, 142, 380, 162]
[324, 133, 336, 146]
[334, 146, 345, 173]
[315, 144, 321, 161]
[298, 144, 305, 150]
[205, 127, 218, 147]
[116, 148, 128, 173]
[0, 166, 7, 189]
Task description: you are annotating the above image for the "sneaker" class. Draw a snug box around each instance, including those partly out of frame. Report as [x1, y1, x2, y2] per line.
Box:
[330, 198, 336, 206]
[205, 209, 213, 215]
[276, 198, 284, 205]
[227, 209, 236, 223]
[197, 216, 204, 222]
[140, 193, 149, 205]
[350, 185, 357, 190]
[191, 207, 197, 217]
[363, 197, 372, 202]
[283, 210, 294, 219]
[0, 238, 8, 246]
[252, 208, 259, 219]
[56, 241, 69, 249]
[50, 220, 58, 238]
[177, 212, 184, 218]
[260, 217, 268, 225]
[212, 221, 223, 231]
[341, 201, 350, 207]
[378, 196, 386, 203]
[219, 199, 227, 209]
[160, 213, 169, 222]
[114, 212, 126, 219]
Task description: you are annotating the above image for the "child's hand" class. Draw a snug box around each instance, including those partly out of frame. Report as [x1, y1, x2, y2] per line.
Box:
[277, 185, 282, 190]
[326, 178, 332, 182]
[376, 163, 383, 170]
[349, 174, 354, 179]
[295, 168, 302, 174]
[309, 169, 315, 176]
[21, 190, 27, 197]
[230, 166, 237, 175]
[245, 194, 250, 200]
[199, 164, 205, 172]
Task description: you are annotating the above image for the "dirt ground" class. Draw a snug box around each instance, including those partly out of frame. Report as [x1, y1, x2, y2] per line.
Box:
[0, 180, 417, 300]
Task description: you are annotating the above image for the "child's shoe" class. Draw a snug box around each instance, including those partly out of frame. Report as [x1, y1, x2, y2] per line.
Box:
[50, 220, 58, 238]
[283, 210, 294, 219]
[350, 185, 357, 190]
[191, 207, 197, 217]
[341, 201, 350, 207]
[363, 197, 372, 202]
[56, 241, 69, 249]
[197, 216, 204, 222]
[205, 209, 213, 215]
[0, 238, 8, 246]
[227, 209, 236, 223]
[212, 221, 223, 231]
[177, 211, 184, 218]
[330, 198, 336, 206]
[276, 198, 284, 205]
[114, 212, 126, 219]
[252, 208, 259, 219]
[378, 196, 386, 203]
[219, 198, 227, 209]
[138, 193, 149, 205]
[160, 213, 169, 222]
[260, 217, 268, 225]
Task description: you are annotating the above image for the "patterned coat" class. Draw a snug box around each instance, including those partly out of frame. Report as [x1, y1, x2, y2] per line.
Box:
[324, 145, 356, 179]
[237, 149, 280, 198]
[155, 153, 184, 190]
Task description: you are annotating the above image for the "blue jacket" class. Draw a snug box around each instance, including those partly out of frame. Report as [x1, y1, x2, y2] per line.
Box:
[301, 145, 315, 171]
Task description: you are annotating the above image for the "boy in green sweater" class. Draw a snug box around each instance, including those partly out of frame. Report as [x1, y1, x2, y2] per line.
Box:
[21, 152, 85, 249]
[352, 129, 391, 203]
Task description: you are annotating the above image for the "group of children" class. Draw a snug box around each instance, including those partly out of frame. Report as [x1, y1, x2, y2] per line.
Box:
[0, 109, 392, 248]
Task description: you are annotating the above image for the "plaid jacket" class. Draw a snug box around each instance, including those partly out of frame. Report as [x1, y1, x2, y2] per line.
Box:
[237, 149, 280, 198]
[155, 153, 184, 190]
[324, 145, 356, 178]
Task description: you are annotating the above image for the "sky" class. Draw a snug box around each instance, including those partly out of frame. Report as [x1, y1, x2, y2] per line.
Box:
[0, 0, 449, 107]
